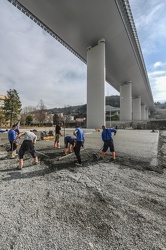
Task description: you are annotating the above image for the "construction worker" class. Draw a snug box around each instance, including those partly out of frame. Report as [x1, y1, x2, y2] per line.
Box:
[73, 126, 84, 166]
[16, 129, 39, 170]
[54, 123, 62, 148]
[101, 125, 117, 161]
[7, 124, 17, 158]
[64, 135, 76, 155]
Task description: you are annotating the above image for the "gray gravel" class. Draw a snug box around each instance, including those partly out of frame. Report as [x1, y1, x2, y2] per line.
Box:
[0, 129, 166, 250]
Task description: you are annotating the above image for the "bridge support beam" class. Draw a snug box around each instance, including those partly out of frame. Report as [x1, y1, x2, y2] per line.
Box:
[141, 104, 146, 120]
[87, 40, 105, 128]
[145, 108, 149, 120]
[132, 96, 141, 121]
[120, 82, 132, 121]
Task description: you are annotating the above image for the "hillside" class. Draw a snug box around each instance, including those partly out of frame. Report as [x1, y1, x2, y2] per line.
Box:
[48, 96, 166, 120]
[48, 95, 120, 114]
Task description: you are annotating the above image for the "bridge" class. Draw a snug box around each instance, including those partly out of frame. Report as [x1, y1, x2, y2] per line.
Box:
[8, 0, 155, 128]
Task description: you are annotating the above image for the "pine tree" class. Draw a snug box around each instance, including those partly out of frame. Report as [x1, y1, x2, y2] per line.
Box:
[3, 89, 22, 127]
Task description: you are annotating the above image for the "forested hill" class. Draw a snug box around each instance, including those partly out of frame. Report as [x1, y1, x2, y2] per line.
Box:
[106, 95, 120, 107]
[48, 95, 120, 114]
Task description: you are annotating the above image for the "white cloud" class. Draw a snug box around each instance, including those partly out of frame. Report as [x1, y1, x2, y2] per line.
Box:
[129, 0, 166, 55]
[129, 0, 166, 103]
[153, 62, 163, 68]
[148, 74, 166, 102]
[148, 70, 166, 76]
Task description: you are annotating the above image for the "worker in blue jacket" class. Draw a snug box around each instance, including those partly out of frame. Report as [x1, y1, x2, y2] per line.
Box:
[8, 124, 17, 158]
[101, 125, 117, 161]
[64, 135, 76, 155]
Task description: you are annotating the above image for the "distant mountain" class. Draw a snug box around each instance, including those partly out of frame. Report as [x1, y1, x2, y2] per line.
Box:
[48, 95, 120, 115]
[47, 96, 166, 119]
[106, 95, 120, 107]
[48, 105, 86, 115]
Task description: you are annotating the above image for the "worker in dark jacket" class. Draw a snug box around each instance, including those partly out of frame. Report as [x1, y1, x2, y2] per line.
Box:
[73, 126, 84, 166]
[54, 123, 62, 148]
[101, 125, 117, 161]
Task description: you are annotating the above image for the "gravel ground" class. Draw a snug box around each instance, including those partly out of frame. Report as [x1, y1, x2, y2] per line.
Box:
[0, 129, 166, 250]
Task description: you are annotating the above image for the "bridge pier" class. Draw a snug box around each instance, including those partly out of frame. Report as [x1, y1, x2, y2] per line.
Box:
[120, 82, 132, 121]
[87, 39, 105, 128]
[141, 104, 146, 120]
[132, 96, 141, 120]
[145, 108, 149, 120]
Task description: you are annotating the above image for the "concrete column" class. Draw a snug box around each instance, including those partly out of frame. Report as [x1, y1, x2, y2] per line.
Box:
[120, 81, 132, 121]
[87, 39, 105, 128]
[145, 108, 149, 120]
[132, 96, 141, 121]
[141, 104, 146, 120]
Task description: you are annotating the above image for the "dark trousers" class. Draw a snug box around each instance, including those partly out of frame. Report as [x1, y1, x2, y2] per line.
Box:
[74, 141, 83, 164]
[103, 139, 115, 152]
[9, 141, 17, 151]
[19, 140, 36, 159]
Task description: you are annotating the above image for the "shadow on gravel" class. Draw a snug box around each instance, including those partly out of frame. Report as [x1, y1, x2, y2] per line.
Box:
[2, 169, 49, 181]
[1, 131, 165, 182]
[2, 154, 89, 181]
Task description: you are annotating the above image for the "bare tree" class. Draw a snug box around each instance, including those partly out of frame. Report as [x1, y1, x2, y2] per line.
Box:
[20, 106, 36, 126]
[35, 99, 47, 126]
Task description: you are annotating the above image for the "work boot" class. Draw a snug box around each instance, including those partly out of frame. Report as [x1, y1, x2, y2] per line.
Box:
[19, 159, 23, 169]
[34, 161, 39, 165]
[10, 150, 16, 159]
[32, 160, 39, 165]
[99, 156, 104, 160]
[109, 158, 115, 162]
[17, 165, 23, 170]
[75, 163, 82, 167]
[33, 157, 39, 165]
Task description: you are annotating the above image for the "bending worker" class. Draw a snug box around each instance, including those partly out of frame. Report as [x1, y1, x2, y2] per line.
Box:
[64, 135, 76, 155]
[16, 129, 39, 170]
[101, 125, 117, 161]
[73, 126, 84, 166]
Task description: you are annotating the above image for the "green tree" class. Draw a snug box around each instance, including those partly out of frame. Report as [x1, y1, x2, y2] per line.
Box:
[112, 114, 119, 121]
[3, 89, 22, 127]
[0, 109, 5, 127]
[53, 113, 59, 125]
[26, 115, 33, 125]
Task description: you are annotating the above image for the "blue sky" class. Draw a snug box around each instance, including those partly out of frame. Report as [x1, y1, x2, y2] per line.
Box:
[0, 0, 165, 108]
